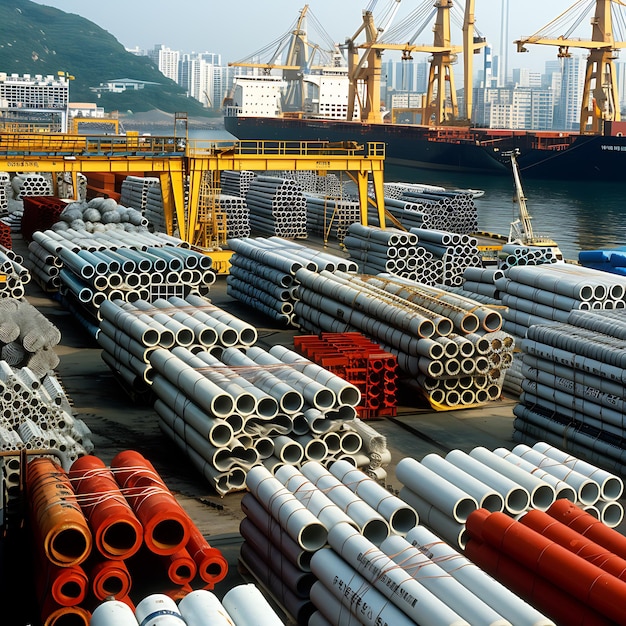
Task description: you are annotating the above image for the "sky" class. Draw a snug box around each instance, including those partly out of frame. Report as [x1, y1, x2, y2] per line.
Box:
[30, 0, 590, 72]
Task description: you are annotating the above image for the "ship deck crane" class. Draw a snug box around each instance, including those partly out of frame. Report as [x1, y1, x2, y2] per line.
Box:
[515, 0, 626, 134]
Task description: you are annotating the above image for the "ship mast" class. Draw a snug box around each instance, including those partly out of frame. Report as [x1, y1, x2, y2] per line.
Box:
[515, 0, 626, 134]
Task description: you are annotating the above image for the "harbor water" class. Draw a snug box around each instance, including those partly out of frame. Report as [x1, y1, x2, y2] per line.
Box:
[188, 127, 626, 262]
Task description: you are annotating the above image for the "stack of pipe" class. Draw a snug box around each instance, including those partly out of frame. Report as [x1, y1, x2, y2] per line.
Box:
[343, 223, 444, 283]
[218, 194, 251, 239]
[244, 175, 307, 238]
[513, 308, 626, 474]
[579, 245, 626, 277]
[0, 245, 31, 298]
[0, 171, 9, 212]
[464, 503, 626, 626]
[501, 352, 525, 399]
[498, 243, 562, 270]
[119, 175, 160, 212]
[91, 585, 285, 626]
[383, 181, 447, 198]
[294, 268, 513, 409]
[462, 266, 504, 300]
[143, 183, 168, 233]
[305, 194, 360, 244]
[494, 263, 626, 338]
[226, 236, 357, 328]
[274, 170, 343, 196]
[11, 172, 53, 199]
[220, 169, 256, 198]
[368, 197, 435, 231]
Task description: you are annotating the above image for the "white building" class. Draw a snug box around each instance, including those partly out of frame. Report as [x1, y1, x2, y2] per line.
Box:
[148, 44, 180, 83]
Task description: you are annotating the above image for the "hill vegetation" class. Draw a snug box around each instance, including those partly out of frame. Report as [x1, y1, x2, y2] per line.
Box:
[0, 0, 214, 117]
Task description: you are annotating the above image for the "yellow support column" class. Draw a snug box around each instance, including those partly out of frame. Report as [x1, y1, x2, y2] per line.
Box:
[162, 166, 187, 239]
[370, 169, 386, 229]
[186, 159, 203, 244]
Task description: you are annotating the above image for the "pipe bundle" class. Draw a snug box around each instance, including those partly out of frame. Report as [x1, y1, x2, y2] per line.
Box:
[220, 169, 256, 198]
[26, 451, 228, 623]
[273, 169, 343, 196]
[464, 503, 626, 625]
[514, 308, 626, 474]
[498, 243, 562, 270]
[227, 236, 357, 328]
[119, 176, 160, 213]
[244, 175, 307, 238]
[494, 263, 626, 338]
[218, 194, 251, 239]
[0, 244, 30, 299]
[0, 171, 9, 212]
[305, 194, 361, 244]
[579, 245, 626, 277]
[11, 172, 53, 199]
[294, 269, 512, 409]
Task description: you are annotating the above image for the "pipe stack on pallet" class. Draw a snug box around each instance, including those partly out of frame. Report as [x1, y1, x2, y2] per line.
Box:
[464, 500, 626, 626]
[294, 332, 398, 420]
[294, 269, 513, 409]
[25, 450, 228, 625]
[241, 461, 555, 626]
[514, 308, 626, 475]
[244, 175, 307, 238]
[97, 295, 389, 494]
[226, 237, 358, 328]
[493, 263, 626, 338]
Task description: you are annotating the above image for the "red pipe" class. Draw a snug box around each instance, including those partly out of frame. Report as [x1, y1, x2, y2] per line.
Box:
[520, 509, 626, 580]
[547, 499, 626, 561]
[27, 457, 92, 567]
[163, 546, 197, 585]
[186, 524, 228, 589]
[465, 508, 626, 624]
[69, 455, 143, 560]
[42, 602, 91, 626]
[110, 450, 191, 556]
[464, 539, 614, 626]
[36, 557, 88, 607]
[89, 557, 132, 601]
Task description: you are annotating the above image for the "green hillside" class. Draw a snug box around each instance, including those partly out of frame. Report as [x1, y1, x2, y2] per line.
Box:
[0, 0, 213, 117]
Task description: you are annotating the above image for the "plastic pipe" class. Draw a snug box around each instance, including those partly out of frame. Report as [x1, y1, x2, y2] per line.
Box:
[134, 593, 186, 626]
[89, 557, 132, 601]
[245, 465, 327, 551]
[396, 456, 478, 523]
[111, 450, 191, 556]
[445, 449, 530, 515]
[329, 459, 418, 534]
[405, 525, 555, 626]
[90, 599, 138, 626]
[178, 589, 236, 626]
[26, 457, 92, 567]
[382, 534, 511, 626]
[327, 521, 470, 625]
[221, 583, 285, 626]
[68, 455, 143, 560]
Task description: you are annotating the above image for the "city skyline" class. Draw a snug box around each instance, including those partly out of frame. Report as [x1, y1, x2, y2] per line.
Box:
[31, 0, 586, 73]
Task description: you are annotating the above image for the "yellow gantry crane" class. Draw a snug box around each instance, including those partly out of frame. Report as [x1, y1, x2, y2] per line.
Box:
[515, 0, 626, 134]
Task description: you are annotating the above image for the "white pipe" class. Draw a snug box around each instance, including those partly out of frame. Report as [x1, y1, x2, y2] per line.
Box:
[421, 453, 505, 512]
[134, 594, 185, 625]
[445, 449, 530, 515]
[326, 522, 470, 626]
[382, 534, 511, 626]
[300, 461, 389, 544]
[406, 525, 555, 626]
[396, 457, 478, 522]
[90, 599, 138, 626]
[531, 441, 624, 501]
[309, 552, 417, 626]
[221, 583, 285, 626]
[469, 446, 555, 511]
[398, 487, 468, 550]
[178, 589, 235, 626]
[329, 459, 418, 534]
[245, 465, 327, 551]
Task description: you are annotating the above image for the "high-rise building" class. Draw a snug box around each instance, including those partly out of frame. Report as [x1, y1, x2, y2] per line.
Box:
[554, 55, 585, 130]
[148, 44, 180, 83]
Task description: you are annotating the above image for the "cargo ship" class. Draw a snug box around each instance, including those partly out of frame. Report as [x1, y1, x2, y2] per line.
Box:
[224, 1, 626, 181]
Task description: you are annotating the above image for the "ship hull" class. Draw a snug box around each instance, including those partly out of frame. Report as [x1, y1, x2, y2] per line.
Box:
[224, 115, 626, 181]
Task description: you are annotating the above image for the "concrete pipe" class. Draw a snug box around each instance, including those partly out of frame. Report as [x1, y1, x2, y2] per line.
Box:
[300, 461, 389, 544]
[245, 465, 328, 551]
[396, 457, 478, 523]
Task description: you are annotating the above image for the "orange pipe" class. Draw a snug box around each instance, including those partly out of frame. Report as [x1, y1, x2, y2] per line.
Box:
[89, 557, 132, 601]
[185, 524, 228, 588]
[464, 539, 614, 626]
[36, 557, 88, 608]
[42, 603, 91, 626]
[27, 457, 92, 567]
[521, 509, 626, 580]
[466, 508, 626, 624]
[163, 546, 197, 585]
[547, 499, 626, 561]
[69, 455, 143, 560]
[110, 450, 191, 556]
